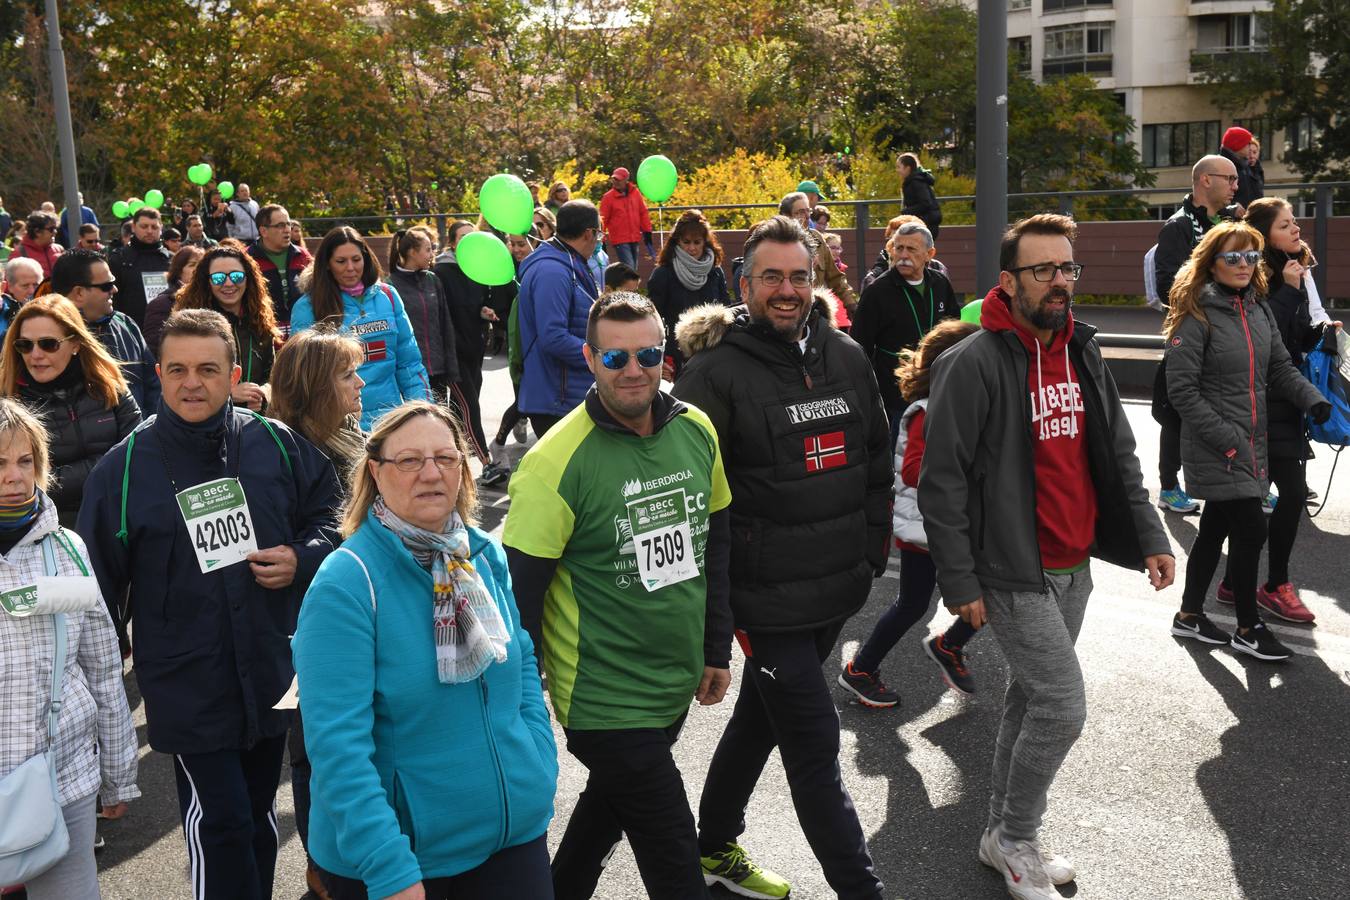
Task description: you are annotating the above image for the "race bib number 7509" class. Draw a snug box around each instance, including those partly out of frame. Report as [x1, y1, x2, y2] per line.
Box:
[626, 489, 699, 592]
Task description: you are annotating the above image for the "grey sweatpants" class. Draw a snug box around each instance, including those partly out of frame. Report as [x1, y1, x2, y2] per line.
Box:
[24, 792, 100, 900]
[984, 567, 1092, 843]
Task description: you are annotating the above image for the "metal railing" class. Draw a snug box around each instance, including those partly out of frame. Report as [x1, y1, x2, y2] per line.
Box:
[296, 179, 1350, 297]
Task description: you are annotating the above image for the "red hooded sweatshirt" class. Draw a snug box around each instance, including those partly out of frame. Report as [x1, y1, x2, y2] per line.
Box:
[980, 286, 1096, 569]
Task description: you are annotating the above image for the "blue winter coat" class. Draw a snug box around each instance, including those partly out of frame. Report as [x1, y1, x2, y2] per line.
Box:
[515, 239, 598, 416]
[293, 513, 557, 899]
[76, 401, 342, 753]
[290, 282, 432, 429]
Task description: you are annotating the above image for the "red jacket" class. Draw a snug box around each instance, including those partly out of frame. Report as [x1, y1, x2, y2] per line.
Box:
[13, 238, 63, 278]
[599, 186, 653, 245]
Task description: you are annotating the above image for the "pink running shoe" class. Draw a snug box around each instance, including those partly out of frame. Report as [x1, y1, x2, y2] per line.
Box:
[1216, 580, 1235, 604]
[1257, 583, 1315, 624]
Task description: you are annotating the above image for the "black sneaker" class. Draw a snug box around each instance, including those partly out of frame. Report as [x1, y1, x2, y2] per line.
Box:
[94, 832, 105, 853]
[1171, 612, 1229, 645]
[1230, 621, 1292, 661]
[837, 661, 899, 708]
[478, 462, 511, 488]
[924, 635, 975, 694]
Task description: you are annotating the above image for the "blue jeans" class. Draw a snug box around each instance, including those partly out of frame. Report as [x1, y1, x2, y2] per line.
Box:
[611, 242, 639, 269]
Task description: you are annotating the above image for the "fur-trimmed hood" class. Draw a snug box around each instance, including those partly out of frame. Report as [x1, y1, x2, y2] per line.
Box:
[675, 289, 840, 359]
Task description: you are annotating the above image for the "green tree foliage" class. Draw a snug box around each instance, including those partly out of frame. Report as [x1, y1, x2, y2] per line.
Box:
[1198, 0, 1350, 179]
[0, 0, 1152, 219]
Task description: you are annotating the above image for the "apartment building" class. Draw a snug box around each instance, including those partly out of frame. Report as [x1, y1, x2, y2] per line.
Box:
[966, 0, 1310, 195]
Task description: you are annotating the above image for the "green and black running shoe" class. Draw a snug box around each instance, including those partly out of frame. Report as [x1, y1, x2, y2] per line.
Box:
[701, 842, 791, 899]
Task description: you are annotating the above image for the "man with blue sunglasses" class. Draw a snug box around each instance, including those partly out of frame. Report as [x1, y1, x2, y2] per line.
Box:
[505, 292, 734, 899]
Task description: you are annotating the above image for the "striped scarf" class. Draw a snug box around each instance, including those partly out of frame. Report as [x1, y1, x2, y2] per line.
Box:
[0, 491, 38, 530]
[373, 497, 510, 684]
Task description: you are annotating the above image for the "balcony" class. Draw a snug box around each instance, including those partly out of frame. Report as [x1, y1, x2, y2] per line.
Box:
[1190, 44, 1268, 72]
[1043, 0, 1113, 9]
[1044, 54, 1113, 78]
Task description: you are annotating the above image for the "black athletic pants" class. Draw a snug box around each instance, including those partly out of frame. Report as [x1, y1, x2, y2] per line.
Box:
[551, 715, 709, 900]
[172, 735, 287, 900]
[321, 835, 553, 899]
[1182, 497, 1267, 629]
[698, 623, 883, 900]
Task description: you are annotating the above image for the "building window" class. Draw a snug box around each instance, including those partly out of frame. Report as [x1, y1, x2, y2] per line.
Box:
[1141, 121, 1221, 169]
[1043, 23, 1113, 77]
[1233, 116, 1274, 161]
[1043, 0, 1112, 10]
[1195, 14, 1268, 55]
[1288, 115, 1319, 154]
[1008, 0, 1031, 10]
[1010, 36, 1032, 72]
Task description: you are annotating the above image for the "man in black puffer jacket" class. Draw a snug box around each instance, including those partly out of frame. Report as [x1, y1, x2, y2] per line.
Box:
[673, 215, 890, 900]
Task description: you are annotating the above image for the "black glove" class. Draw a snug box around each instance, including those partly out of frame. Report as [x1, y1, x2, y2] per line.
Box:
[1311, 402, 1332, 425]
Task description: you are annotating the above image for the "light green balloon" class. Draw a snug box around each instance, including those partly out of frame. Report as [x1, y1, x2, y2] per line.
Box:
[960, 298, 983, 325]
[144, 189, 164, 209]
[218, 181, 235, 201]
[456, 231, 516, 286]
[111, 200, 129, 219]
[478, 174, 534, 235]
[128, 198, 145, 214]
[636, 155, 678, 203]
[187, 163, 212, 185]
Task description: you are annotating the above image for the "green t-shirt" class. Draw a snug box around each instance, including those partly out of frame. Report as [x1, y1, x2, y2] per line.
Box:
[503, 401, 731, 729]
[265, 249, 289, 273]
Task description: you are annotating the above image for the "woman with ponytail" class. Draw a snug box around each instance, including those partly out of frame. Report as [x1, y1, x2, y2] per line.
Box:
[385, 226, 460, 402]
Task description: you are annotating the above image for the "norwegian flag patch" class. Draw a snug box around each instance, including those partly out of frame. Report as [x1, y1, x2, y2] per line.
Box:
[363, 339, 388, 362]
[804, 431, 847, 473]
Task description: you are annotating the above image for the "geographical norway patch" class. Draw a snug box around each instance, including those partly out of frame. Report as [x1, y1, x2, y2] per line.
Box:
[363, 339, 388, 362]
[804, 431, 847, 473]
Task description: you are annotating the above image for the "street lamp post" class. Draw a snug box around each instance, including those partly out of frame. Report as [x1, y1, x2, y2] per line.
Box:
[976, 0, 1008, 292]
[45, 0, 82, 235]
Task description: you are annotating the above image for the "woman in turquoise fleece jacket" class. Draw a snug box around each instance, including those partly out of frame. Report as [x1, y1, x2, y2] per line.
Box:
[291, 227, 432, 429]
[293, 402, 557, 899]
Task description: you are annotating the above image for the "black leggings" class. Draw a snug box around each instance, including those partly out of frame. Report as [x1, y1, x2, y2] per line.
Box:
[853, 549, 977, 674]
[1219, 456, 1307, 589]
[1182, 497, 1267, 629]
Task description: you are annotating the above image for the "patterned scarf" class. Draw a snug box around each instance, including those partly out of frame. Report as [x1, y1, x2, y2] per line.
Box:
[0, 491, 38, 530]
[373, 497, 510, 683]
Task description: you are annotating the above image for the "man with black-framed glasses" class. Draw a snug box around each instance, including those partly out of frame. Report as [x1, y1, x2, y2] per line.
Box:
[921, 214, 1173, 900]
[51, 247, 161, 414]
[672, 214, 890, 900]
[504, 292, 734, 899]
[1152, 154, 1241, 513]
[247, 204, 312, 330]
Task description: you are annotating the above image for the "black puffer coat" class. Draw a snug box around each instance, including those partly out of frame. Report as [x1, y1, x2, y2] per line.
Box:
[385, 267, 460, 382]
[672, 294, 892, 633]
[17, 360, 141, 526]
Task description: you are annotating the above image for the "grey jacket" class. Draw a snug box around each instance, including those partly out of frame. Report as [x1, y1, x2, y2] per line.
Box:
[1166, 282, 1325, 501]
[919, 309, 1170, 606]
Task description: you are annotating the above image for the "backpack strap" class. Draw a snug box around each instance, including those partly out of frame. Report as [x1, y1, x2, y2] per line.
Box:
[247, 411, 294, 475]
[334, 547, 376, 611]
[41, 536, 67, 747]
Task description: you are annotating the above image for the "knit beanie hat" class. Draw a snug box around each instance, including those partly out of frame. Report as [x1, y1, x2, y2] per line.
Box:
[1221, 126, 1253, 153]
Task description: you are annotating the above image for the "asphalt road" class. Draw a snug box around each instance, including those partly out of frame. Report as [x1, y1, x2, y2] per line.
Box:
[93, 351, 1350, 900]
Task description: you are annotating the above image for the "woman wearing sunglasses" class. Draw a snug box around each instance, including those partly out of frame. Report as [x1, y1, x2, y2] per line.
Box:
[1164, 221, 1329, 662]
[0, 295, 141, 527]
[173, 244, 282, 412]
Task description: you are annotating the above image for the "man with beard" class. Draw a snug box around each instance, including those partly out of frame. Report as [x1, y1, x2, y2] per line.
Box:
[671, 215, 890, 900]
[919, 214, 1174, 900]
[504, 292, 733, 899]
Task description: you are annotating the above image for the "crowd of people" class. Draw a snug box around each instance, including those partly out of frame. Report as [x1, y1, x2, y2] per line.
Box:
[0, 136, 1340, 900]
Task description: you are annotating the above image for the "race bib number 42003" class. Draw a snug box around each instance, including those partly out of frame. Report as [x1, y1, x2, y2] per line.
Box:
[626, 488, 699, 592]
[177, 477, 259, 573]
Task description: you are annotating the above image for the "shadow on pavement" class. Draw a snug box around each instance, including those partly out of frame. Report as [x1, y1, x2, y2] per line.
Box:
[1184, 642, 1350, 899]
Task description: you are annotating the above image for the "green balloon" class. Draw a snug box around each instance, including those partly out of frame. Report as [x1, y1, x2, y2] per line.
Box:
[636, 155, 678, 203]
[479, 174, 534, 235]
[430, 181, 439, 191]
[144, 189, 164, 209]
[218, 181, 235, 201]
[111, 200, 129, 219]
[128, 198, 145, 214]
[456, 231, 516, 286]
[959, 299, 983, 325]
[187, 163, 212, 185]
